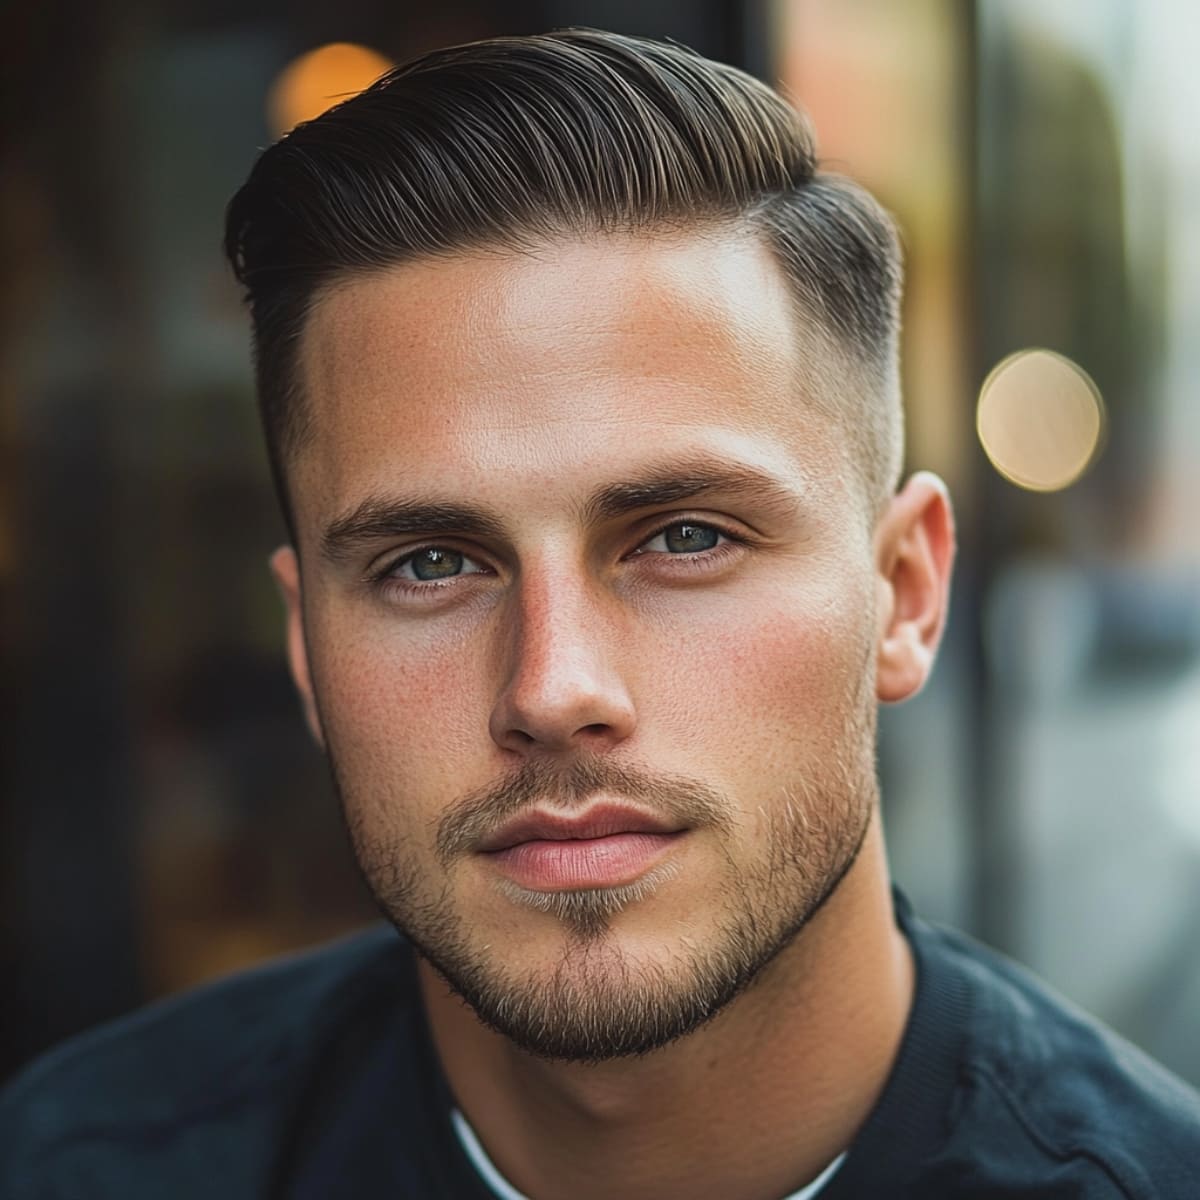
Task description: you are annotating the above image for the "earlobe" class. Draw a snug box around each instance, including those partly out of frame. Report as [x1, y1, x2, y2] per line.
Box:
[269, 545, 326, 747]
[874, 472, 956, 704]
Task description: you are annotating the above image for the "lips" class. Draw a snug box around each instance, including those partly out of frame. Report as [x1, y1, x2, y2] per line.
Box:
[477, 804, 684, 854]
[476, 803, 688, 892]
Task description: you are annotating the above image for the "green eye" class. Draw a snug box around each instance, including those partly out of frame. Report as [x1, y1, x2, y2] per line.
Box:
[645, 523, 723, 554]
[397, 547, 480, 581]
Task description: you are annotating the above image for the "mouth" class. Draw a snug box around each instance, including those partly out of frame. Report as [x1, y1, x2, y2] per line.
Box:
[477, 803, 688, 892]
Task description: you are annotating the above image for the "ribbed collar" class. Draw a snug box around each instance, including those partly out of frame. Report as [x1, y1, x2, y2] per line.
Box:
[816, 890, 974, 1197]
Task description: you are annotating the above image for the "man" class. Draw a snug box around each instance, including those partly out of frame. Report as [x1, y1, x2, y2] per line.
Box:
[4, 28, 1198, 1200]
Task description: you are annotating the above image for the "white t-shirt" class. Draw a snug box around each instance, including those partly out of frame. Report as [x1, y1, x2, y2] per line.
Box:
[451, 1107, 846, 1200]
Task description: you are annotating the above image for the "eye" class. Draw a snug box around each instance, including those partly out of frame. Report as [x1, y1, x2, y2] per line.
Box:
[640, 522, 725, 554]
[392, 546, 487, 582]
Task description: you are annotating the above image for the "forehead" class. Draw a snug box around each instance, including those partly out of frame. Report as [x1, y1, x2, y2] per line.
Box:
[293, 230, 852, 534]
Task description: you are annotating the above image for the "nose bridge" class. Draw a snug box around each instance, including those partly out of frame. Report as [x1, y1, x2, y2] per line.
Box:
[518, 560, 597, 679]
[490, 551, 635, 752]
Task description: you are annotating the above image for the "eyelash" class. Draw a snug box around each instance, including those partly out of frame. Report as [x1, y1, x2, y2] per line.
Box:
[630, 521, 743, 569]
[369, 518, 744, 602]
[368, 550, 488, 600]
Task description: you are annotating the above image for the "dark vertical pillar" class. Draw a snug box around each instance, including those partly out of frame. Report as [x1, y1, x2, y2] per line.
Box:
[1, 0, 146, 1079]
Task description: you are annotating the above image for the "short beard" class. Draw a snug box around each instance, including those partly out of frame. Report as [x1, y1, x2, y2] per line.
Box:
[333, 668, 878, 1062]
[494, 858, 685, 941]
[429, 756, 733, 942]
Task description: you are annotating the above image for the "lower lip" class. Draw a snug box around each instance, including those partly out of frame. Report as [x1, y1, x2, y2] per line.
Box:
[485, 832, 684, 890]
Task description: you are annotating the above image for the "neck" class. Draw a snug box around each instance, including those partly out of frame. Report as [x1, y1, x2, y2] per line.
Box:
[419, 819, 912, 1200]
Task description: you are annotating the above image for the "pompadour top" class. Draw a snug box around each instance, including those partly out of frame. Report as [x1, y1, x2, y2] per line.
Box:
[224, 28, 904, 529]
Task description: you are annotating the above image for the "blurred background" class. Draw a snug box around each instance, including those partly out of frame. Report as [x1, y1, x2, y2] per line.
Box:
[3, 0, 1199, 1086]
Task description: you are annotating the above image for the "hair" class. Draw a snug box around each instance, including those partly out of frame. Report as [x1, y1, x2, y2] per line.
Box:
[224, 29, 904, 532]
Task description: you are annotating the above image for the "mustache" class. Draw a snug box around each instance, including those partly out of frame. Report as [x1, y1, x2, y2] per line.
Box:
[435, 757, 734, 867]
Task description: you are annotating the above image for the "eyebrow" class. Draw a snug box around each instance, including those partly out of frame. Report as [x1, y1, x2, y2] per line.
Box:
[321, 498, 506, 565]
[582, 456, 803, 525]
[320, 456, 801, 565]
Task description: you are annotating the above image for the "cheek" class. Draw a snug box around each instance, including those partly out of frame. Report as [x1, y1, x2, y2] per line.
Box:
[306, 605, 495, 805]
[642, 572, 875, 774]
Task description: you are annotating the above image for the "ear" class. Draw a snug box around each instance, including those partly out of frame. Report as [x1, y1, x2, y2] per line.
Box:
[269, 545, 326, 747]
[873, 472, 956, 704]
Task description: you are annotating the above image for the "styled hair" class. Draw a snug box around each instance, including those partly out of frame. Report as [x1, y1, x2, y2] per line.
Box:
[224, 29, 904, 530]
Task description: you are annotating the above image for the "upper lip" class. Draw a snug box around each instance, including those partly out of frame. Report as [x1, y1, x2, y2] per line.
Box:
[478, 804, 685, 853]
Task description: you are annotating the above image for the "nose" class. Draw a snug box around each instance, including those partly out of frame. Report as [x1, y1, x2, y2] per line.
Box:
[489, 570, 637, 756]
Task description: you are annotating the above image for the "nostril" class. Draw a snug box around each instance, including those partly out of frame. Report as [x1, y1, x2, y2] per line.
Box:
[489, 665, 637, 752]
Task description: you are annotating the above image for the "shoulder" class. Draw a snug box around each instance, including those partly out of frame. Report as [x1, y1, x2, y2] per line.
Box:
[0, 924, 411, 1198]
[914, 915, 1200, 1197]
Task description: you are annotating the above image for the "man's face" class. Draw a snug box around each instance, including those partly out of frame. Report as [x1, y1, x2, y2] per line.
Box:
[283, 231, 886, 1060]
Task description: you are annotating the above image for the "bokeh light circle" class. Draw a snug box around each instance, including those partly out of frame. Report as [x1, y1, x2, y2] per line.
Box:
[976, 349, 1105, 492]
[268, 43, 394, 137]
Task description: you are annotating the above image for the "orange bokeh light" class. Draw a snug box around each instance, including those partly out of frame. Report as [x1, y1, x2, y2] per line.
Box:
[268, 42, 394, 137]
